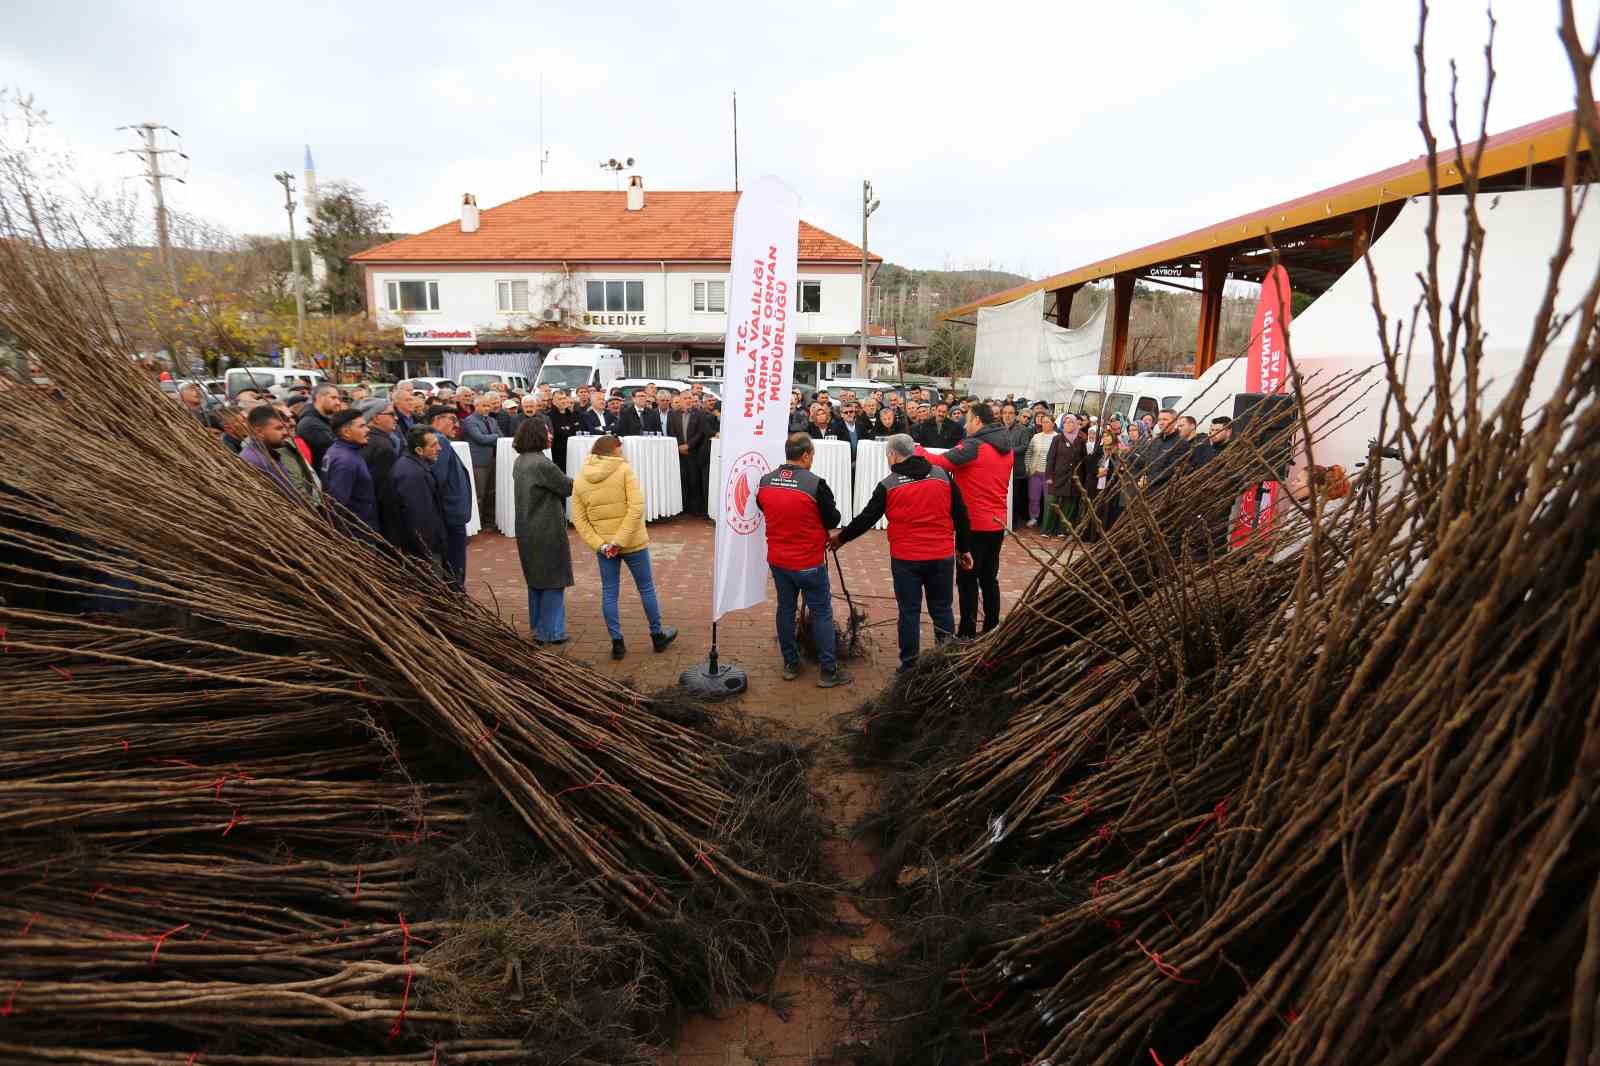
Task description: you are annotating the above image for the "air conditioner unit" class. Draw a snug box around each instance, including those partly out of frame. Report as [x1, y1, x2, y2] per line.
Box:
[670, 348, 690, 364]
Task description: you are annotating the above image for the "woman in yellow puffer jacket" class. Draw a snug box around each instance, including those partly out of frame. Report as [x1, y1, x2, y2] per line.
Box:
[571, 435, 678, 661]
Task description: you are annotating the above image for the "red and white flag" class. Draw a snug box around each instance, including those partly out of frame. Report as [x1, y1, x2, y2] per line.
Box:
[712, 177, 800, 620]
[1232, 264, 1292, 546]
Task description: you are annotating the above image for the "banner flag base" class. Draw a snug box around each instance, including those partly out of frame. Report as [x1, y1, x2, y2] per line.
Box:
[680, 622, 748, 699]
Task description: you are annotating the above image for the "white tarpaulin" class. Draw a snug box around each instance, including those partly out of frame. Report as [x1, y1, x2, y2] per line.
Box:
[1181, 187, 1600, 473]
[970, 289, 1105, 401]
[711, 176, 800, 621]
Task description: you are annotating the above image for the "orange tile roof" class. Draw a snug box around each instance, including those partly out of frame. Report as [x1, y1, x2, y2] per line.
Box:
[351, 190, 876, 265]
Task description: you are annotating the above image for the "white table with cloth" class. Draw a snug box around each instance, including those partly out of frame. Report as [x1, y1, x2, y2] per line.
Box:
[708, 437, 853, 529]
[851, 441, 1012, 531]
[490, 437, 551, 538]
[450, 441, 481, 537]
[563, 434, 683, 524]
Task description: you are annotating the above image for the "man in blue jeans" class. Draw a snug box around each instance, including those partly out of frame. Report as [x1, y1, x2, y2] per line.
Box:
[757, 433, 850, 688]
[831, 433, 973, 672]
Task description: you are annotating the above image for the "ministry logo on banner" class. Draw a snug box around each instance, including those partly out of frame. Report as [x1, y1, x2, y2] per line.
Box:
[712, 177, 800, 620]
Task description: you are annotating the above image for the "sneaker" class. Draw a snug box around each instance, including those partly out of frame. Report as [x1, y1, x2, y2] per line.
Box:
[782, 661, 801, 681]
[817, 667, 852, 689]
[545, 636, 570, 646]
[1025, 519, 1038, 528]
[611, 638, 626, 660]
[651, 626, 678, 653]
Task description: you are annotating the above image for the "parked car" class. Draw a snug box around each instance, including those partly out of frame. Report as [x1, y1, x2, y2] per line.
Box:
[404, 377, 457, 398]
[1062, 373, 1192, 427]
[456, 370, 533, 394]
[224, 367, 329, 400]
[609, 378, 720, 403]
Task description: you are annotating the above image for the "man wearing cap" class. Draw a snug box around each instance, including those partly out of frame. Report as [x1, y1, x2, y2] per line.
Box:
[321, 409, 381, 543]
[923, 401, 1014, 638]
[427, 406, 473, 591]
[461, 393, 504, 532]
[757, 433, 849, 687]
[831, 433, 972, 673]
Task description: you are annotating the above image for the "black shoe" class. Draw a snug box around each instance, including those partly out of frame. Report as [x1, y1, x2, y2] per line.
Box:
[611, 638, 626, 660]
[651, 626, 678, 653]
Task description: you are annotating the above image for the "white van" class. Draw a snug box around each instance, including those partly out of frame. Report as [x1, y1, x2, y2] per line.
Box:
[225, 366, 328, 399]
[456, 370, 533, 394]
[535, 347, 625, 393]
[1063, 373, 1192, 426]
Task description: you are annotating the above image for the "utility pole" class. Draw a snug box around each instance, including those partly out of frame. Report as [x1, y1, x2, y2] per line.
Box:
[118, 122, 185, 370]
[274, 171, 307, 370]
[732, 91, 740, 192]
[859, 179, 880, 365]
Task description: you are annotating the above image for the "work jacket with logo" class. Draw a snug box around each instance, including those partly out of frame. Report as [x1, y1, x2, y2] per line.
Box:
[837, 455, 971, 562]
[756, 463, 841, 571]
[922, 423, 1014, 532]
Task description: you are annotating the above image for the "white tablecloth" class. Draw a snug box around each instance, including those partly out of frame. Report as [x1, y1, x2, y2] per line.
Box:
[565, 434, 682, 523]
[709, 437, 851, 529]
[491, 437, 550, 538]
[851, 441, 1012, 531]
[451, 441, 480, 536]
[853, 440, 892, 530]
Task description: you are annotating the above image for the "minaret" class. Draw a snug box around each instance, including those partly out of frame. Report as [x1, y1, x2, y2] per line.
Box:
[303, 145, 327, 287]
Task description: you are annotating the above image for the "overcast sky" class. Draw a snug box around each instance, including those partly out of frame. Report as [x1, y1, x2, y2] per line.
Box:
[2, 0, 1595, 279]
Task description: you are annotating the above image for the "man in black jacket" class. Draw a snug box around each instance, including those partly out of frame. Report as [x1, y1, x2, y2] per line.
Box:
[547, 390, 585, 471]
[831, 433, 973, 672]
[914, 402, 966, 449]
[358, 400, 402, 494]
[617, 391, 663, 436]
[666, 392, 711, 517]
[381, 426, 448, 567]
[296, 383, 343, 470]
[579, 391, 607, 433]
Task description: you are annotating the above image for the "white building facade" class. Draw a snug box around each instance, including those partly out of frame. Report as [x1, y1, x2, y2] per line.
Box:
[354, 185, 909, 385]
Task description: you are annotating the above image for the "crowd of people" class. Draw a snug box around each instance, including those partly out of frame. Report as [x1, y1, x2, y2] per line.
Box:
[188, 375, 1347, 681]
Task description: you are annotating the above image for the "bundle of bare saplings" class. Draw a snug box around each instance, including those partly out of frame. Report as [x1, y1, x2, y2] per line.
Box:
[0, 199, 832, 1061]
[834, 20, 1600, 1066]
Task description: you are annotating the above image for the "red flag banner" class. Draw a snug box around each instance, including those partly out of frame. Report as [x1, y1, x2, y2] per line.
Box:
[1232, 265, 1292, 546]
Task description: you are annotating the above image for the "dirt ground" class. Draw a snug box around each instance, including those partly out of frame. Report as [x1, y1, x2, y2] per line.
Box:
[466, 517, 1048, 1065]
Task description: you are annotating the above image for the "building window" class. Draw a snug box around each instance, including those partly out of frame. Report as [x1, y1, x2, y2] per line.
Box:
[586, 280, 644, 313]
[495, 280, 529, 313]
[386, 280, 440, 312]
[692, 279, 726, 313]
[797, 280, 822, 314]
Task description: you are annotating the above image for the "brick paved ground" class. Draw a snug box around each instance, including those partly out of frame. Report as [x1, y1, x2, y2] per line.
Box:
[466, 517, 1054, 1065]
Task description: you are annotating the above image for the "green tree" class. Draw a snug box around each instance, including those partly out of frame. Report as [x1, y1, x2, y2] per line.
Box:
[308, 181, 392, 315]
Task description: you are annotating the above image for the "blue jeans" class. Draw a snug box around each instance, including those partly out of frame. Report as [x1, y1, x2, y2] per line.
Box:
[527, 586, 567, 641]
[597, 548, 664, 640]
[771, 563, 836, 672]
[890, 556, 956, 670]
[444, 524, 467, 593]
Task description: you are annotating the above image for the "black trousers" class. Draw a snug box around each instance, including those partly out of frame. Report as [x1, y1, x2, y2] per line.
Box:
[1012, 476, 1030, 524]
[957, 529, 1005, 637]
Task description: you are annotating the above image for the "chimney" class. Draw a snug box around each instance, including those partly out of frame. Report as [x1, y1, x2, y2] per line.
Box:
[460, 193, 480, 233]
[626, 175, 644, 212]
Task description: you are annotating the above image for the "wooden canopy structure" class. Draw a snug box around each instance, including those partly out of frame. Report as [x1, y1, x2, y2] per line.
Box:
[941, 111, 1591, 375]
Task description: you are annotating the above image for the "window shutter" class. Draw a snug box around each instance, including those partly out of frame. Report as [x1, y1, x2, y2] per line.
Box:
[496, 281, 510, 311]
[511, 280, 529, 312]
[692, 280, 706, 311]
[427, 281, 440, 311]
[708, 280, 726, 313]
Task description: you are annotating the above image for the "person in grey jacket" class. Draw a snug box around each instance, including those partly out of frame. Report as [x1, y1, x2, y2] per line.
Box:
[998, 402, 1033, 527]
[511, 417, 575, 644]
[427, 405, 474, 592]
[460, 393, 503, 533]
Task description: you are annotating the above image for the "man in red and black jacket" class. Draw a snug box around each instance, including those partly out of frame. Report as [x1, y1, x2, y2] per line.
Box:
[922, 401, 1014, 638]
[832, 433, 973, 673]
[757, 433, 850, 688]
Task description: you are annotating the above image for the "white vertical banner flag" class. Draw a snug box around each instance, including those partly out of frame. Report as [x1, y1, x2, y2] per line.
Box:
[712, 176, 800, 621]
